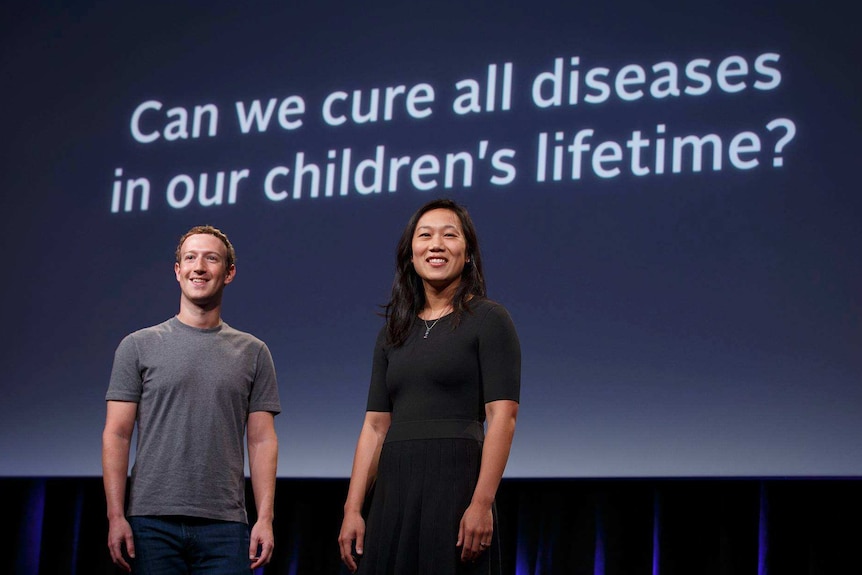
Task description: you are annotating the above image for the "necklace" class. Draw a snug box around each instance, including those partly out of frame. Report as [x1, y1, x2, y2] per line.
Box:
[422, 307, 451, 339]
[423, 317, 441, 339]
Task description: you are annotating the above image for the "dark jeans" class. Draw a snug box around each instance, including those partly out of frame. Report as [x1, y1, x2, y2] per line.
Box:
[128, 516, 251, 575]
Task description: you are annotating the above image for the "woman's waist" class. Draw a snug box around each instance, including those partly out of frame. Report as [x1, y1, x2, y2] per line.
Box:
[384, 418, 484, 443]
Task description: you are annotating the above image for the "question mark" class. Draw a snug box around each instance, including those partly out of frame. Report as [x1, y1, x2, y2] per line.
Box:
[766, 118, 796, 168]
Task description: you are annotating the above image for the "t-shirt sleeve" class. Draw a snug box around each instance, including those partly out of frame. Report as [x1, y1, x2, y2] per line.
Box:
[105, 334, 143, 402]
[250, 342, 282, 415]
[365, 325, 392, 412]
[478, 304, 521, 403]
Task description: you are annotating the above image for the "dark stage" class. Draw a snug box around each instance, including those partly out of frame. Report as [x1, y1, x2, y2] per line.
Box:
[5, 477, 860, 574]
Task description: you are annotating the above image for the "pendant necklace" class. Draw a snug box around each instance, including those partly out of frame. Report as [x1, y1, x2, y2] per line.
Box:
[422, 306, 451, 339]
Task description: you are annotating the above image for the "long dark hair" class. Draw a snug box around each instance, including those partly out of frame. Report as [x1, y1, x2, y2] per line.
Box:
[383, 198, 487, 346]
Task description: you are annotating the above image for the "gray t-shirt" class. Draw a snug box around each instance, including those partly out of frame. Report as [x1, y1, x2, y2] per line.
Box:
[106, 316, 281, 523]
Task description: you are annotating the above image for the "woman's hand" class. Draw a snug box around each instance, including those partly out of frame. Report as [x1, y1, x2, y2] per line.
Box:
[338, 510, 366, 573]
[457, 501, 493, 562]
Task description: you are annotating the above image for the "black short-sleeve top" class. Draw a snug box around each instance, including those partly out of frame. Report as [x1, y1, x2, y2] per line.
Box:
[366, 299, 520, 425]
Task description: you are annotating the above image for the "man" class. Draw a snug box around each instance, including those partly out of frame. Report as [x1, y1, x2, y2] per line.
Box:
[102, 225, 281, 573]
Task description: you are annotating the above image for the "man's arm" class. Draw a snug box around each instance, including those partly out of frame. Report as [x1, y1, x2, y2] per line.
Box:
[102, 400, 138, 572]
[247, 410, 278, 569]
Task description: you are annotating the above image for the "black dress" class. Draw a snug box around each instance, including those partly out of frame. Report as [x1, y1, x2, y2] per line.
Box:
[359, 299, 521, 575]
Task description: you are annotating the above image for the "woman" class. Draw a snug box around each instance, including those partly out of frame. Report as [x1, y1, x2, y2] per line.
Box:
[338, 198, 521, 575]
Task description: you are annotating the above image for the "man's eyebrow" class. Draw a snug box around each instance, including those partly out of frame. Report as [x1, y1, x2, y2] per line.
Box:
[182, 250, 223, 256]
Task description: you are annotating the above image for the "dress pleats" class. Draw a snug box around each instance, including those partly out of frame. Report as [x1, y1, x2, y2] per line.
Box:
[359, 437, 500, 575]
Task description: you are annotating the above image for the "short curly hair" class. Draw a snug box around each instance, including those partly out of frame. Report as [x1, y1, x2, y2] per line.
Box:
[175, 225, 236, 269]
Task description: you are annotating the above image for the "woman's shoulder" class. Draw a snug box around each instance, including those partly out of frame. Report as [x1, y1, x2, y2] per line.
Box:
[467, 297, 514, 325]
[469, 297, 506, 313]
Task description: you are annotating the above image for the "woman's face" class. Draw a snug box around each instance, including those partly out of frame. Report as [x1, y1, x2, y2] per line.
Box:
[410, 208, 469, 291]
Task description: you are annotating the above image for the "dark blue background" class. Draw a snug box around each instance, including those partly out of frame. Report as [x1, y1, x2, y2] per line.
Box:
[1, 1, 859, 477]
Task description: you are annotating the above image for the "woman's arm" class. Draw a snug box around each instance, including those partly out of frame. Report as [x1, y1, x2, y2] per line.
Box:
[338, 410, 392, 573]
[457, 399, 519, 562]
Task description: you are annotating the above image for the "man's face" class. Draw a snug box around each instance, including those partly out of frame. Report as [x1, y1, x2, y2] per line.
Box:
[174, 233, 235, 306]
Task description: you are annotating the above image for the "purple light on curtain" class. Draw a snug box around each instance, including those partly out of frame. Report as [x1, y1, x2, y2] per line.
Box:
[514, 540, 532, 574]
[515, 518, 551, 575]
[514, 523, 530, 575]
[758, 482, 769, 575]
[652, 490, 661, 575]
[71, 485, 85, 575]
[18, 479, 46, 574]
[287, 534, 299, 575]
[594, 505, 605, 575]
